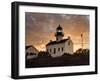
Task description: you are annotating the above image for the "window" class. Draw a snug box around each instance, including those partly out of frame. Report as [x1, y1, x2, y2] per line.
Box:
[50, 49, 52, 52]
[30, 53, 33, 55]
[54, 48, 56, 54]
[26, 53, 28, 55]
[62, 47, 63, 51]
[47, 49, 48, 52]
[32, 53, 36, 55]
[57, 38, 58, 41]
[58, 47, 60, 52]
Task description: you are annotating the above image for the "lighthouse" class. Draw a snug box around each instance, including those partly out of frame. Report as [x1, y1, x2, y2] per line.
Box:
[46, 25, 73, 57]
[55, 25, 64, 41]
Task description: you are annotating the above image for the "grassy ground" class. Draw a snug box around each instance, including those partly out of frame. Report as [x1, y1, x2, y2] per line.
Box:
[26, 53, 89, 68]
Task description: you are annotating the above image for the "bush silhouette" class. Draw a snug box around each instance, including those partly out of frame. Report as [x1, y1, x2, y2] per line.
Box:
[26, 49, 89, 68]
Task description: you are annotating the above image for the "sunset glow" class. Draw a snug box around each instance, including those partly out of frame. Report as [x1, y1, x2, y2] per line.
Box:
[25, 12, 89, 52]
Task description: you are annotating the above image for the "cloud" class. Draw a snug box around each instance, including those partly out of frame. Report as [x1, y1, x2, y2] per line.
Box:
[25, 12, 89, 51]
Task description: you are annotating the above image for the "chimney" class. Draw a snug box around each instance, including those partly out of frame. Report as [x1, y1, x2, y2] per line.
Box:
[50, 40, 52, 42]
[68, 36, 70, 40]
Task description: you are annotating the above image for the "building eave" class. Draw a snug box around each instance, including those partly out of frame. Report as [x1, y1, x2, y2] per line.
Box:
[46, 39, 68, 46]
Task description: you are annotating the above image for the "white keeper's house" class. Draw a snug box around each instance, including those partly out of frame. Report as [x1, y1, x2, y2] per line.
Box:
[26, 45, 39, 59]
[46, 25, 73, 58]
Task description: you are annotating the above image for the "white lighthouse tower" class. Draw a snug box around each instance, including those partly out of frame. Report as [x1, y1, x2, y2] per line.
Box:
[55, 25, 64, 41]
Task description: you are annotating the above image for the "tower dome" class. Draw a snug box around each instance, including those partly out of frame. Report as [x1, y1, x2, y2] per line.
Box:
[57, 25, 62, 30]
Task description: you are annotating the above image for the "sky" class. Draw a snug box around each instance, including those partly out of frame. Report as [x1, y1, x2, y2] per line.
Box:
[25, 12, 89, 52]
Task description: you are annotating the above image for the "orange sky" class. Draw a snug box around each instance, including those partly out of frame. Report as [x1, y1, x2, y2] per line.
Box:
[25, 12, 89, 52]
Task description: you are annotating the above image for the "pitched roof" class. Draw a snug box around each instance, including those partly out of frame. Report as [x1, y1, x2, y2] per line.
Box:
[26, 45, 33, 49]
[46, 39, 68, 46]
[26, 45, 39, 52]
